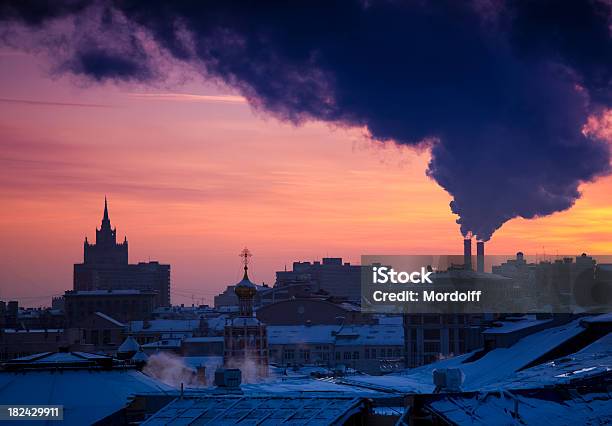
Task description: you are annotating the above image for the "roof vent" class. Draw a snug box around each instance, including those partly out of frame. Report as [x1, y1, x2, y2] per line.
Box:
[214, 368, 242, 388]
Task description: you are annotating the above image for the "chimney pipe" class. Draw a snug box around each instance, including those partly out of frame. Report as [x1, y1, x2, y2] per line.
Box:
[464, 238, 472, 271]
[476, 241, 484, 273]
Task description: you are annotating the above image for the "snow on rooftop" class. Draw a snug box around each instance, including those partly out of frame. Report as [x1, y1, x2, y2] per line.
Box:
[95, 311, 125, 327]
[267, 325, 337, 345]
[229, 317, 261, 327]
[482, 315, 552, 334]
[141, 394, 366, 425]
[183, 336, 224, 343]
[581, 312, 612, 324]
[142, 338, 182, 349]
[267, 324, 403, 346]
[9, 351, 112, 365]
[129, 319, 201, 333]
[427, 388, 612, 425]
[118, 335, 141, 353]
[132, 350, 149, 362]
[340, 318, 588, 394]
[0, 369, 173, 425]
[484, 332, 612, 390]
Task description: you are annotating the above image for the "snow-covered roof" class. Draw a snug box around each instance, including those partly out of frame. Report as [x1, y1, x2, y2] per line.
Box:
[131, 350, 149, 362]
[206, 315, 229, 331]
[268, 325, 338, 345]
[118, 336, 140, 353]
[482, 315, 552, 334]
[581, 312, 612, 324]
[484, 332, 612, 390]
[427, 387, 612, 425]
[183, 336, 224, 343]
[129, 319, 201, 333]
[141, 394, 366, 425]
[339, 318, 588, 394]
[142, 338, 182, 349]
[0, 369, 172, 425]
[95, 311, 125, 327]
[228, 317, 261, 327]
[8, 351, 111, 365]
[336, 325, 404, 346]
[267, 324, 404, 346]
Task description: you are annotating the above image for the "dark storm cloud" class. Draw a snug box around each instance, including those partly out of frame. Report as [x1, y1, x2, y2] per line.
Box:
[1, 0, 610, 240]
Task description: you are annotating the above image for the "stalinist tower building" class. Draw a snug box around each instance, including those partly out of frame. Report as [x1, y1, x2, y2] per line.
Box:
[73, 198, 171, 307]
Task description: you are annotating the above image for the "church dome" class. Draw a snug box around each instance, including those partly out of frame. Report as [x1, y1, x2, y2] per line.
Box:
[234, 275, 257, 299]
[234, 247, 258, 299]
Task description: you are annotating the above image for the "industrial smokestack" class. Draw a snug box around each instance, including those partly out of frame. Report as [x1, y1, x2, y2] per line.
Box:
[476, 241, 484, 273]
[463, 238, 472, 271]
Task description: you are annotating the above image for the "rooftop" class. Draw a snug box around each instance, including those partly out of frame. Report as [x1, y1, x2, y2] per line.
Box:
[65, 289, 156, 296]
[337, 317, 592, 394]
[0, 366, 172, 425]
[141, 394, 366, 425]
[267, 324, 404, 346]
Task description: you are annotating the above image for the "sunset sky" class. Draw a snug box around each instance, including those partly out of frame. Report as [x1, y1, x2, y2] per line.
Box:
[2, 47, 612, 307]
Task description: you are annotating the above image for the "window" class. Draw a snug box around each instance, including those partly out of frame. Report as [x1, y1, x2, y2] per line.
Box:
[371, 348, 376, 358]
[344, 352, 351, 360]
[424, 342, 441, 353]
[353, 351, 359, 360]
[424, 329, 440, 340]
[300, 349, 310, 361]
[424, 315, 440, 324]
[335, 352, 340, 360]
[365, 348, 370, 359]
[284, 349, 295, 360]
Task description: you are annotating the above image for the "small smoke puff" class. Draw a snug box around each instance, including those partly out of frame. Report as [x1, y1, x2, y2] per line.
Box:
[143, 352, 206, 388]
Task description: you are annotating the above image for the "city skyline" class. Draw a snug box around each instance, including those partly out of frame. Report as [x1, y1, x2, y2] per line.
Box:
[1, 48, 612, 306]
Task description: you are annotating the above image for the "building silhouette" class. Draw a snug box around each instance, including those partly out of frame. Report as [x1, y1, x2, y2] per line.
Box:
[73, 198, 171, 306]
[275, 257, 362, 302]
[224, 249, 268, 378]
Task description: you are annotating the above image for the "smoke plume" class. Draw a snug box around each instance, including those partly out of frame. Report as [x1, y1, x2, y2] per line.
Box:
[1, 0, 610, 240]
[143, 352, 213, 388]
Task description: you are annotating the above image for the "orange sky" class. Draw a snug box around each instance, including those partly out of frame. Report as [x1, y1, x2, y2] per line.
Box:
[2, 49, 612, 307]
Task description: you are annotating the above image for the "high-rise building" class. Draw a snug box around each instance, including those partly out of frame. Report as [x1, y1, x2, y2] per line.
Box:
[73, 198, 171, 307]
[275, 257, 362, 301]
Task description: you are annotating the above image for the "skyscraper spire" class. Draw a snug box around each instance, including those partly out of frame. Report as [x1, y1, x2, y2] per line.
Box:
[99, 196, 112, 235]
[103, 196, 109, 222]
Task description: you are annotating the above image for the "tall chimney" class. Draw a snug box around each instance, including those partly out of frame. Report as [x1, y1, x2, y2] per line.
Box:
[464, 238, 472, 271]
[476, 241, 485, 273]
